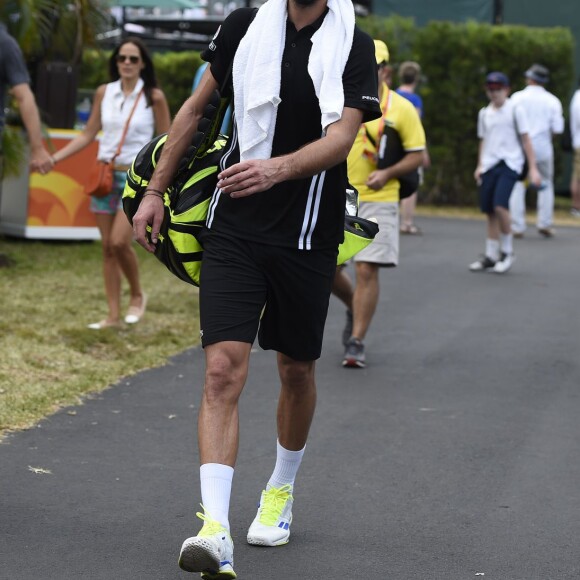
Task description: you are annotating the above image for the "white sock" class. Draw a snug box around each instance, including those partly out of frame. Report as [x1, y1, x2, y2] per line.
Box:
[500, 233, 513, 255]
[200, 463, 234, 531]
[267, 440, 306, 490]
[485, 238, 500, 261]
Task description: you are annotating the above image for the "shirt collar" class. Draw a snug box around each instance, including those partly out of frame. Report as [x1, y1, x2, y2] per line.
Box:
[111, 77, 145, 98]
[287, 6, 329, 36]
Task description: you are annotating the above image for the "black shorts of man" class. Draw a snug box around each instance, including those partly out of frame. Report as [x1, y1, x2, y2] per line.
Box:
[132, 0, 381, 577]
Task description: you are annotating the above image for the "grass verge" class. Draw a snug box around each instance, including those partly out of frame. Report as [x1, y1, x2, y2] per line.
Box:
[0, 237, 199, 436]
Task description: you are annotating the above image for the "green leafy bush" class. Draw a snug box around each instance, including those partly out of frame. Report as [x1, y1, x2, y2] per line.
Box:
[413, 21, 574, 204]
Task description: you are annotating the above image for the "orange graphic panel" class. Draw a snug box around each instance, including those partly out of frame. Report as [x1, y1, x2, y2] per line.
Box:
[28, 132, 99, 227]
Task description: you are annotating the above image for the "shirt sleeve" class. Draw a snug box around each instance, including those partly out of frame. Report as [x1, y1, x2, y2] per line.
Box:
[342, 29, 382, 123]
[398, 98, 426, 152]
[550, 96, 564, 135]
[513, 103, 530, 135]
[477, 108, 485, 139]
[3, 35, 30, 87]
[200, 8, 256, 96]
[572, 93, 580, 142]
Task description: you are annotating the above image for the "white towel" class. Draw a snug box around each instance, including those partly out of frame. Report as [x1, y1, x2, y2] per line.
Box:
[232, 0, 354, 161]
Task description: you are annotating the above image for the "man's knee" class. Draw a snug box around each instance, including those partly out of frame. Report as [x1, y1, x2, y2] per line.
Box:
[204, 345, 249, 403]
[278, 355, 314, 390]
[355, 261, 379, 284]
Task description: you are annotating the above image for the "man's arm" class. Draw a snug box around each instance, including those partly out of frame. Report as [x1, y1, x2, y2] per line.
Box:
[474, 139, 484, 183]
[521, 133, 541, 187]
[10, 83, 53, 174]
[132, 66, 219, 252]
[216, 107, 364, 199]
[365, 150, 423, 191]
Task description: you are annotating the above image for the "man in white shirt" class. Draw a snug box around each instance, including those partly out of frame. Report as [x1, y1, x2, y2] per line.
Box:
[509, 64, 564, 237]
[569, 78, 580, 217]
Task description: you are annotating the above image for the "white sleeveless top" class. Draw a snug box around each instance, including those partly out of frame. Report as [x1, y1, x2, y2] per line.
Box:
[97, 78, 155, 166]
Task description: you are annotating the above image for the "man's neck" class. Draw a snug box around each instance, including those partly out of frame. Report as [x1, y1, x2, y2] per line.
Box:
[288, 0, 328, 31]
[399, 84, 416, 93]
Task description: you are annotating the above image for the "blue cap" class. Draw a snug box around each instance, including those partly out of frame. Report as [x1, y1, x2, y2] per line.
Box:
[485, 71, 510, 87]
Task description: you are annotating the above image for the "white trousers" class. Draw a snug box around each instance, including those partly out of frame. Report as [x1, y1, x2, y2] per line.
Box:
[510, 157, 554, 232]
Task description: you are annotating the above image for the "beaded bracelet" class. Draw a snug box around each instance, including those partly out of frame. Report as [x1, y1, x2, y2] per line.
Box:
[143, 190, 163, 199]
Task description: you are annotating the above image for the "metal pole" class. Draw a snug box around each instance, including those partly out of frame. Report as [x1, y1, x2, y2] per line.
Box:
[493, 0, 504, 24]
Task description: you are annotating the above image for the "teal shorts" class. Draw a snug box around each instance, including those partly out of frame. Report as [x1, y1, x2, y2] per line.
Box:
[90, 170, 127, 215]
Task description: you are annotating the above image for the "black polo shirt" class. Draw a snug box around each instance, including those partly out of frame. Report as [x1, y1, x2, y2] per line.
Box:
[201, 7, 381, 250]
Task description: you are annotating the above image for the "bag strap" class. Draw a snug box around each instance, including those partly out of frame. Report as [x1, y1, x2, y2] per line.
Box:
[111, 88, 144, 163]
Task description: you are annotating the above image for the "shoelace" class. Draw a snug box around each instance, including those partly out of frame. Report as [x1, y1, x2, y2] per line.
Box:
[258, 484, 293, 526]
[196, 505, 225, 537]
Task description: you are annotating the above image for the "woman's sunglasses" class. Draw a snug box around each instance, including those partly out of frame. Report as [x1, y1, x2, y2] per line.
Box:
[116, 54, 140, 64]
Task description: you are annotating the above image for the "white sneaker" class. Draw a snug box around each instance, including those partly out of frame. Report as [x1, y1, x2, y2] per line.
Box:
[469, 255, 496, 272]
[493, 252, 515, 274]
[247, 484, 294, 547]
[178, 507, 236, 579]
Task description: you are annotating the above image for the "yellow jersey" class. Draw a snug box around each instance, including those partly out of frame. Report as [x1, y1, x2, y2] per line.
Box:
[347, 83, 426, 203]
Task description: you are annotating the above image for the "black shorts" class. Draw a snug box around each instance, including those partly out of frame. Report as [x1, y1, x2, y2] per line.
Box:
[198, 229, 338, 361]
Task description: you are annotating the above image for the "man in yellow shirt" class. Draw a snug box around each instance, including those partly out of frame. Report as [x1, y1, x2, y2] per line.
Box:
[333, 39, 426, 368]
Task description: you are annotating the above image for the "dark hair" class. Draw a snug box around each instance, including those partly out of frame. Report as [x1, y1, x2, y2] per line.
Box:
[108, 37, 158, 107]
[398, 61, 421, 86]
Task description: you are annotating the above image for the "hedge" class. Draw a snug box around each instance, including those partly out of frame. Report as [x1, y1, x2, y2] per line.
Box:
[79, 19, 574, 205]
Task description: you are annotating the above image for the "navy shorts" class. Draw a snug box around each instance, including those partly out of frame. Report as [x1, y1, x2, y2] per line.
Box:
[479, 161, 519, 214]
[197, 229, 338, 361]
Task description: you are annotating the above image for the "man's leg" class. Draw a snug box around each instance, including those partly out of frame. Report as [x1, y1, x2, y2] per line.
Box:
[536, 157, 554, 232]
[247, 355, 316, 547]
[331, 266, 354, 345]
[179, 341, 251, 577]
[351, 261, 380, 341]
[509, 180, 527, 235]
[198, 341, 252, 467]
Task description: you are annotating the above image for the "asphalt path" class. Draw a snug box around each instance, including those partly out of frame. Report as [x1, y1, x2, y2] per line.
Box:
[2, 217, 580, 580]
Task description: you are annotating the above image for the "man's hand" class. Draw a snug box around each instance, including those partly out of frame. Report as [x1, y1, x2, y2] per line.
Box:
[30, 146, 54, 175]
[217, 158, 283, 198]
[132, 195, 165, 253]
[366, 168, 390, 190]
[474, 165, 482, 184]
[528, 166, 542, 189]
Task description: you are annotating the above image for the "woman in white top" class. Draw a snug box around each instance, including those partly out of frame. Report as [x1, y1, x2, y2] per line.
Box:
[49, 38, 171, 329]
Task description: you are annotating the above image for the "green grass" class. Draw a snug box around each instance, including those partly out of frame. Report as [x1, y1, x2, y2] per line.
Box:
[0, 237, 200, 436]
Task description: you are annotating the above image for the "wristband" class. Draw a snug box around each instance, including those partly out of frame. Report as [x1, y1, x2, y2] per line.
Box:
[143, 190, 163, 199]
[144, 188, 164, 196]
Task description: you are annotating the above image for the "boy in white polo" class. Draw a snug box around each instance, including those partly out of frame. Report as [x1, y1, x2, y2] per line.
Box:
[470, 72, 541, 274]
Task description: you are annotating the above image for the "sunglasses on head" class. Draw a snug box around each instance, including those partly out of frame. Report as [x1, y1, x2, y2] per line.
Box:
[116, 54, 140, 64]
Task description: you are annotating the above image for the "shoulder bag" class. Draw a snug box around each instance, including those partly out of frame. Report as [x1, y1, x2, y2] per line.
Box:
[84, 88, 143, 198]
